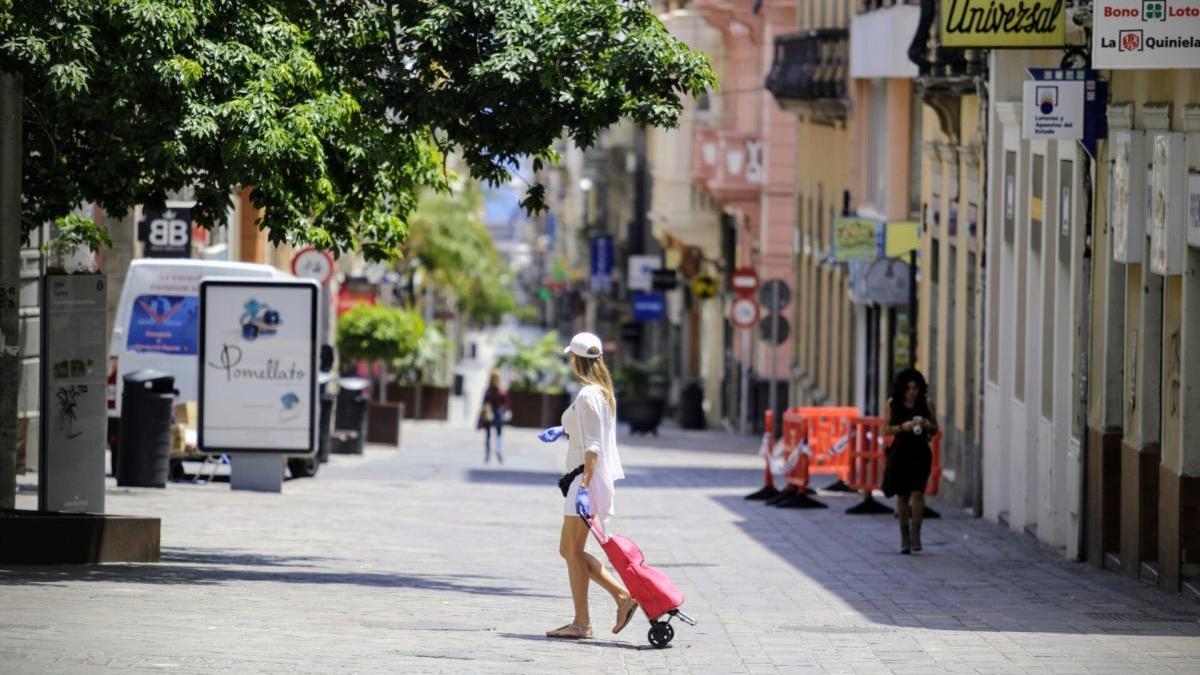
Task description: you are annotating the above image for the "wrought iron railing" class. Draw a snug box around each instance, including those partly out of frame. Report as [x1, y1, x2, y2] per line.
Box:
[765, 29, 850, 104]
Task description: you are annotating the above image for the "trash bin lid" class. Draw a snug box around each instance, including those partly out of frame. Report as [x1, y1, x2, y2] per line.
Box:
[337, 377, 370, 392]
[122, 369, 176, 392]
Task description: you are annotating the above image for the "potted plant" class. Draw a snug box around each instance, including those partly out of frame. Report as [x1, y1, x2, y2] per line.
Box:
[336, 304, 424, 445]
[496, 331, 572, 428]
[43, 214, 109, 274]
[614, 356, 669, 435]
[389, 324, 451, 420]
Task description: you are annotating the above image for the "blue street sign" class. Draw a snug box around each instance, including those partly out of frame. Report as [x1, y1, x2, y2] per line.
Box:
[590, 235, 614, 291]
[632, 291, 666, 322]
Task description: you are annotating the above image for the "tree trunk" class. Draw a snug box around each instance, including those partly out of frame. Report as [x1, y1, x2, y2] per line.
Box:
[0, 72, 24, 510]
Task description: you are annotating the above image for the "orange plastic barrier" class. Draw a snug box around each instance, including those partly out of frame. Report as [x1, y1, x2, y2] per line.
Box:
[843, 416, 944, 500]
[745, 410, 781, 500]
[792, 407, 859, 485]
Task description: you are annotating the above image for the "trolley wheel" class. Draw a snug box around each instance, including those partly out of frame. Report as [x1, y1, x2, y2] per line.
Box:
[647, 621, 674, 649]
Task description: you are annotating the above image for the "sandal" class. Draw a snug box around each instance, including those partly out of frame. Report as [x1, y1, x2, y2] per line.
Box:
[546, 623, 592, 639]
[613, 597, 638, 634]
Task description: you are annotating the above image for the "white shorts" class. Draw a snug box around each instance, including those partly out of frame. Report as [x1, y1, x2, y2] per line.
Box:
[563, 474, 584, 517]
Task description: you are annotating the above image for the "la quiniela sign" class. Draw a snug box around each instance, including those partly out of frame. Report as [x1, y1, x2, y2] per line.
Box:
[1093, 0, 1200, 69]
[941, 0, 1067, 48]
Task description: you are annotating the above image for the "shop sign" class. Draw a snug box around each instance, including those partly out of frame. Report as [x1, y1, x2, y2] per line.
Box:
[1094, 0, 1200, 69]
[940, 0, 1067, 48]
[1022, 69, 1108, 158]
[199, 279, 318, 455]
[832, 217, 882, 263]
[138, 202, 193, 258]
[626, 254, 661, 292]
[631, 291, 666, 322]
[884, 221, 922, 258]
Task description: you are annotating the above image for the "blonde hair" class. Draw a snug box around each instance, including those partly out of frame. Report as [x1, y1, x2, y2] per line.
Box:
[488, 370, 501, 389]
[571, 355, 616, 414]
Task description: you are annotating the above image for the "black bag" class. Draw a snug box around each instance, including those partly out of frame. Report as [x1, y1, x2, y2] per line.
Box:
[558, 464, 584, 497]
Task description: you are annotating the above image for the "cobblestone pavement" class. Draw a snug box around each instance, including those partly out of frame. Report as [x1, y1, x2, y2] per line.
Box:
[4, 421, 1200, 674]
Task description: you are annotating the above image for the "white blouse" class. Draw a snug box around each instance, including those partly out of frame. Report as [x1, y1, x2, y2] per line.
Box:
[561, 384, 624, 522]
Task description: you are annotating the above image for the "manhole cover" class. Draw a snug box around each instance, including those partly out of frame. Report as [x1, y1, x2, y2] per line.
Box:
[1086, 612, 1199, 623]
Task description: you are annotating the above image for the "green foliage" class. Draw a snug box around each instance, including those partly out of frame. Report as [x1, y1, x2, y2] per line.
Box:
[495, 331, 572, 393]
[2, 1, 715, 260]
[614, 356, 668, 401]
[335, 304, 424, 366]
[394, 323, 450, 386]
[42, 213, 112, 256]
[406, 186, 516, 325]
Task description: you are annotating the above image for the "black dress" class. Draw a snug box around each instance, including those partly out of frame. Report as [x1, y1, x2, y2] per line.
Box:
[881, 400, 933, 497]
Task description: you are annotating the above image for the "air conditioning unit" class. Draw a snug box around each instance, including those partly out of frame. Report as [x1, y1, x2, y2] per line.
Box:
[1149, 132, 1185, 276]
[1110, 130, 1145, 264]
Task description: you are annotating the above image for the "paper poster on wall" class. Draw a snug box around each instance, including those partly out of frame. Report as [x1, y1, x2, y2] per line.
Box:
[1188, 173, 1200, 248]
[199, 279, 318, 454]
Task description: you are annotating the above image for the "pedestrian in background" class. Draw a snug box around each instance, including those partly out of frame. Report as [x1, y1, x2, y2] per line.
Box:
[546, 332, 636, 640]
[881, 368, 938, 554]
[479, 370, 509, 464]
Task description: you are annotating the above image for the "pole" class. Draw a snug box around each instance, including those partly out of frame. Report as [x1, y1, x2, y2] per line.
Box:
[908, 249, 919, 366]
[768, 283, 779, 434]
[739, 328, 749, 434]
[0, 72, 23, 510]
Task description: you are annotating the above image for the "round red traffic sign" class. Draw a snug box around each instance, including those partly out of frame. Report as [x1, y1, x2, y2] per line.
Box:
[731, 296, 760, 328]
[291, 247, 335, 286]
[731, 267, 760, 296]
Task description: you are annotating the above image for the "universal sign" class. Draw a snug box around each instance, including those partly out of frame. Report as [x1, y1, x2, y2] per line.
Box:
[940, 0, 1067, 48]
[1094, 0, 1200, 68]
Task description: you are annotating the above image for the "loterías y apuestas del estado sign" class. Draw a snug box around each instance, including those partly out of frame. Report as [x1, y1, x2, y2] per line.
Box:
[1093, 0, 1200, 69]
[941, 0, 1067, 48]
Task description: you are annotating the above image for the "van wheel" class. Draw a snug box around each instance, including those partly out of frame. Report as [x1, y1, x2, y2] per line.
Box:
[169, 458, 186, 481]
[287, 456, 319, 478]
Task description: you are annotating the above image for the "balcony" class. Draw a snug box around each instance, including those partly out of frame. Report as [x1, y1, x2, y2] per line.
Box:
[765, 29, 849, 123]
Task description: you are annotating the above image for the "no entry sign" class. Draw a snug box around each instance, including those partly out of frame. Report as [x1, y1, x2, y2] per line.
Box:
[731, 267, 760, 296]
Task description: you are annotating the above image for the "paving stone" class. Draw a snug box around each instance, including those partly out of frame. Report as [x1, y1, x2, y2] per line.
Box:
[3, 420, 1200, 673]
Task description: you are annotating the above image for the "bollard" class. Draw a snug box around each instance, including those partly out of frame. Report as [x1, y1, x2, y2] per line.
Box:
[769, 411, 826, 509]
[745, 410, 781, 500]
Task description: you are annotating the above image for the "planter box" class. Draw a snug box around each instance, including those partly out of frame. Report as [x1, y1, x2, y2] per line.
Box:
[508, 390, 570, 428]
[384, 383, 450, 420]
[366, 401, 404, 447]
[0, 511, 160, 564]
[624, 399, 665, 435]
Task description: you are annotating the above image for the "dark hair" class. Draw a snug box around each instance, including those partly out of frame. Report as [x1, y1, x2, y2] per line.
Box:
[890, 368, 929, 415]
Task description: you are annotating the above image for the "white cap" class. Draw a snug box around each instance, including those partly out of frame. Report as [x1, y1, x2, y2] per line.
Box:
[563, 332, 603, 359]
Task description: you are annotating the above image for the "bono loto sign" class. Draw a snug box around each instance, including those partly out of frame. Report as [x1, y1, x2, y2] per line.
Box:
[940, 0, 1067, 48]
[198, 278, 319, 455]
[1093, 0, 1200, 68]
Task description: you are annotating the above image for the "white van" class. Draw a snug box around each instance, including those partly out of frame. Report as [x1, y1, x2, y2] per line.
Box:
[108, 259, 291, 419]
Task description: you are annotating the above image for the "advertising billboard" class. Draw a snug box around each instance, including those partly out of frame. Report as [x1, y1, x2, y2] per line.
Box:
[940, 0, 1067, 48]
[199, 279, 318, 455]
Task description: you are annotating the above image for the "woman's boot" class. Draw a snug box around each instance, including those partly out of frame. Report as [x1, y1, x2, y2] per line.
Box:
[911, 520, 922, 552]
[899, 522, 912, 555]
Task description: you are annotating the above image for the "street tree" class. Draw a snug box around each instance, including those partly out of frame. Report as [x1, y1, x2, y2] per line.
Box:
[0, 0, 714, 508]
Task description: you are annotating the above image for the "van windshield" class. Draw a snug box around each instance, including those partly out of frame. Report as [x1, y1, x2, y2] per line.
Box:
[127, 294, 199, 355]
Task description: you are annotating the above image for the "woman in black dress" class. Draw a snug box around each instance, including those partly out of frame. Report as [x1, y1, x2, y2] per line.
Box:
[882, 369, 938, 554]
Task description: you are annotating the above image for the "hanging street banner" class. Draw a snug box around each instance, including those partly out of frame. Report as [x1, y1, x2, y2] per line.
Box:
[1093, 0, 1200, 69]
[589, 235, 614, 292]
[940, 0, 1067, 48]
[199, 279, 319, 455]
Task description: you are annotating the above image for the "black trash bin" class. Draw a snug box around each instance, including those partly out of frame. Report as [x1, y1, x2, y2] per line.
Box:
[679, 379, 706, 430]
[117, 370, 177, 487]
[332, 377, 370, 455]
[317, 372, 335, 463]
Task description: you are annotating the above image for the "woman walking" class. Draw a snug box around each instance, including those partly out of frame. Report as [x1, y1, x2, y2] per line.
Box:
[546, 332, 637, 640]
[881, 368, 937, 554]
[480, 371, 508, 464]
